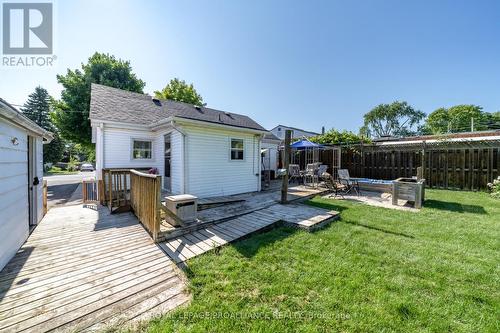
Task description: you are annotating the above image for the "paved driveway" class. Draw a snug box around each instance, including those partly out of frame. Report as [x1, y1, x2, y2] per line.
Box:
[45, 172, 95, 208]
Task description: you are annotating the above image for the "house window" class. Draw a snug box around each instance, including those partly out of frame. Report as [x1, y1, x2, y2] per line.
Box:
[230, 138, 244, 160]
[132, 140, 152, 159]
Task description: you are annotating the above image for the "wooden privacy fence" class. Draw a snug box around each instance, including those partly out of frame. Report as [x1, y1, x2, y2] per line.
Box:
[342, 144, 500, 191]
[129, 170, 162, 241]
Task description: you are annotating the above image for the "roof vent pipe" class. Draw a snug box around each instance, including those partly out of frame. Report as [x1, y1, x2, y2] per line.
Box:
[152, 97, 161, 106]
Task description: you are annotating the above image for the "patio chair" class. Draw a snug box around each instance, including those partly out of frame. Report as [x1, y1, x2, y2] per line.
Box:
[338, 169, 361, 196]
[303, 163, 316, 186]
[317, 165, 328, 178]
[321, 172, 348, 199]
[288, 164, 301, 183]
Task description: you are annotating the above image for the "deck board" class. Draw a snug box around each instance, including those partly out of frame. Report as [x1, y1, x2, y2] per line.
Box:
[161, 203, 340, 263]
[0, 205, 188, 332]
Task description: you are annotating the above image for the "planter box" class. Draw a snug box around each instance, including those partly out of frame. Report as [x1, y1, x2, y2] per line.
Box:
[392, 178, 425, 208]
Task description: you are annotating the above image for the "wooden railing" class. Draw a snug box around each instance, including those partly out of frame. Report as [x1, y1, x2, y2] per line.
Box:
[82, 179, 99, 204]
[129, 169, 162, 241]
[102, 168, 131, 212]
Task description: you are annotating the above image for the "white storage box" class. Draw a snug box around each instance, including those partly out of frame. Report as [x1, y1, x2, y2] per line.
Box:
[164, 194, 198, 226]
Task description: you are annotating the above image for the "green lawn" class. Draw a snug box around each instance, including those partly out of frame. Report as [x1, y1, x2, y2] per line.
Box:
[43, 167, 79, 176]
[142, 190, 499, 333]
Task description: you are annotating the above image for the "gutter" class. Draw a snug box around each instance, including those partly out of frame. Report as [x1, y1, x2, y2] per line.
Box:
[0, 99, 53, 142]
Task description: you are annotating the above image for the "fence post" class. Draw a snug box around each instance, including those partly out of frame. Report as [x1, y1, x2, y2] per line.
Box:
[281, 130, 292, 204]
[421, 141, 426, 181]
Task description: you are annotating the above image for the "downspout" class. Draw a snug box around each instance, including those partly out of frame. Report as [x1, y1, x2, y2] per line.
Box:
[170, 120, 187, 194]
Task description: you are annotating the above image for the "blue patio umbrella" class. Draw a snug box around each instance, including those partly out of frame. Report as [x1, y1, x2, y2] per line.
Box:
[290, 139, 323, 150]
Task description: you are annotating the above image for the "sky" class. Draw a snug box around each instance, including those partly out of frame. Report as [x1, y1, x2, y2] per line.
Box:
[2, 0, 500, 133]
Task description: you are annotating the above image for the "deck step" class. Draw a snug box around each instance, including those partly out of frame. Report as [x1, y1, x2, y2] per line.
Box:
[157, 188, 330, 242]
[159, 203, 339, 263]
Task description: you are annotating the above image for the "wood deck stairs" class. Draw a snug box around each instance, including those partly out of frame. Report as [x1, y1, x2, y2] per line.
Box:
[159, 203, 340, 263]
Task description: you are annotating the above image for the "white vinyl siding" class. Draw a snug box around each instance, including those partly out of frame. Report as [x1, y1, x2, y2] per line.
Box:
[184, 126, 260, 197]
[0, 118, 29, 270]
[102, 127, 157, 169]
[94, 123, 262, 197]
[170, 131, 184, 194]
[154, 129, 183, 194]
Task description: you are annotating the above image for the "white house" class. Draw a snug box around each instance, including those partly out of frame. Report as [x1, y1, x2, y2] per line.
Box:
[0, 98, 52, 270]
[90, 84, 269, 198]
[270, 124, 320, 140]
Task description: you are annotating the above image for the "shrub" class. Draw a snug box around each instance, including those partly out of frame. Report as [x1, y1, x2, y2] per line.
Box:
[487, 177, 500, 199]
[67, 156, 79, 172]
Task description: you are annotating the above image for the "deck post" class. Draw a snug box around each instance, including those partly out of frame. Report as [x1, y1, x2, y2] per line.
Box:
[281, 130, 292, 204]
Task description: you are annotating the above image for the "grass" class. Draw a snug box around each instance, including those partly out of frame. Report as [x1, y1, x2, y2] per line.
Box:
[44, 167, 79, 175]
[141, 190, 499, 333]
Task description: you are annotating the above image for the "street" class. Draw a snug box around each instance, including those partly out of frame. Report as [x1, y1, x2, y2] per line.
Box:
[45, 171, 95, 208]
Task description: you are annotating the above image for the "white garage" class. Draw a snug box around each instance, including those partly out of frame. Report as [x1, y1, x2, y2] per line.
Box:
[0, 98, 53, 271]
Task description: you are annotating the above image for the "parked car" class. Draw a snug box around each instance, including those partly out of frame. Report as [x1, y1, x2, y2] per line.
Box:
[80, 163, 94, 172]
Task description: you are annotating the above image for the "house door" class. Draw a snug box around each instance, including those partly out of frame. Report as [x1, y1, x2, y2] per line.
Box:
[27, 136, 37, 227]
[164, 134, 171, 191]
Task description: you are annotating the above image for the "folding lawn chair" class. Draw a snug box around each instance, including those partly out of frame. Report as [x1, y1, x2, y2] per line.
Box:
[338, 169, 361, 196]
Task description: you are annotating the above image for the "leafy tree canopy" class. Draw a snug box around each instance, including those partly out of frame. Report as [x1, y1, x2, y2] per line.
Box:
[21, 86, 64, 163]
[362, 101, 425, 138]
[53, 52, 145, 146]
[310, 129, 368, 146]
[423, 105, 499, 134]
[154, 78, 205, 106]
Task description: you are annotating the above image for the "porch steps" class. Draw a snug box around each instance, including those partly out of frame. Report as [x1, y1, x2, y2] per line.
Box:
[159, 203, 339, 264]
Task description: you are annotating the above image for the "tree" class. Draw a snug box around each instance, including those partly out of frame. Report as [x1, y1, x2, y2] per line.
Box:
[53, 52, 145, 146]
[44, 133, 65, 164]
[154, 78, 204, 106]
[21, 86, 53, 130]
[362, 101, 425, 138]
[310, 129, 368, 146]
[424, 105, 492, 134]
[21, 86, 64, 164]
[424, 107, 449, 134]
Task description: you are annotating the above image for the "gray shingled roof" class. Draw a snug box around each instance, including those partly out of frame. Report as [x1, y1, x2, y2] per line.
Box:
[90, 84, 266, 131]
[263, 132, 280, 141]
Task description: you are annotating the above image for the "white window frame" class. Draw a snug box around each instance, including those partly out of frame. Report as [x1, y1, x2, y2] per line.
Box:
[229, 138, 245, 161]
[131, 138, 153, 160]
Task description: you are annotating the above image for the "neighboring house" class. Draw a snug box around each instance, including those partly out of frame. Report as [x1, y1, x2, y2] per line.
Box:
[270, 124, 320, 140]
[0, 98, 53, 270]
[90, 84, 268, 198]
[261, 132, 280, 175]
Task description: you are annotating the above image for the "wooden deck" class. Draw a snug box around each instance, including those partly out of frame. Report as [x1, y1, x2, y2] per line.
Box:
[160, 203, 340, 263]
[158, 185, 328, 240]
[0, 205, 189, 333]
